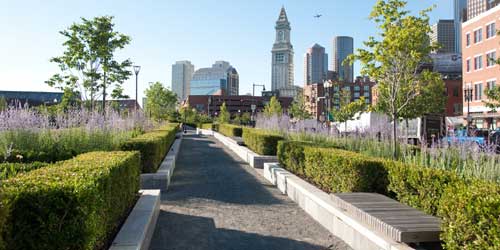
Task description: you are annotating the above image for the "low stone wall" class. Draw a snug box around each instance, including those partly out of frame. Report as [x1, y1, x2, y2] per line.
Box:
[109, 189, 161, 250]
[196, 128, 214, 136]
[263, 163, 416, 250]
[212, 131, 278, 169]
[140, 134, 183, 191]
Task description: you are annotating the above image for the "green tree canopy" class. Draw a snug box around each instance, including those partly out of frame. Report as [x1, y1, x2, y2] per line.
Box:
[218, 102, 230, 124]
[347, 0, 445, 158]
[144, 82, 178, 120]
[263, 96, 283, 118]
[289, 92, 311, 120]
[46, 16, 132, 112]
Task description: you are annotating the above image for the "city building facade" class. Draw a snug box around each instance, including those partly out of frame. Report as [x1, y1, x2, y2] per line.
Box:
[455, 0, 468, 53]
[468, 0, 500, 20]
[431, 20, 456, 53]
[190, 61, 239, 96]
[185, 95, 293, 117]
[0, 90, 64, 107]
[332, 36, 354, 83]
[271, 7, 295, 97]
[462, 5, 500, 129]
[171, 60, 194, 101]
[430, 53, 464, 117]
[304, 43, 328, 85]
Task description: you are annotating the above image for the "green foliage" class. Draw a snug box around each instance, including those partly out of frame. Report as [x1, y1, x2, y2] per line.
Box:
[0, 151, 140, 250]
[145, 82, 177, 120]
[303, 147, 387, 193]
[289, 93, 311, 120]
[0, 162, 48, 180]
[485, 86, 500, 112]
[0, 98, 7, 112]
[241, 112, 251, 124]
[242, 128, 284, 155]
[347, 0, 445, 157]
[46, 16, 132, 110]
[331, 93, 367, 124]
[263, 96, 282, 118]
[439, 180, 500, 250]
[218, 124, 242, 137]
[120, 125, 177, 173]
[277, 141, 316, 176]
[218, 102, 230, 124]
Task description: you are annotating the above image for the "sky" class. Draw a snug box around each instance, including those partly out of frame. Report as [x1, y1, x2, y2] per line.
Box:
[0, 0, 453, 105]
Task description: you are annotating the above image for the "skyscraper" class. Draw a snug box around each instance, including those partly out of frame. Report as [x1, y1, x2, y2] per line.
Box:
[304, 43, 328, 85]
[271, 7, 295, 96]
[190, 61, 238, 96]
[468, 0, 500, 20]
[454, 0, 467, 53]
[171, 61, 194, 101]
[332, 36, 354, 83]
[430, 20, 456, 53]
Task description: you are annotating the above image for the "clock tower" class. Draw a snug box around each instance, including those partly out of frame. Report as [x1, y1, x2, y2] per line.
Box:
[271, 7, 295, 97]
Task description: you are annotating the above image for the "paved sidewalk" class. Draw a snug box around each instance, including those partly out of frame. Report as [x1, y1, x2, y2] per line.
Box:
[149, 132, 351, 250]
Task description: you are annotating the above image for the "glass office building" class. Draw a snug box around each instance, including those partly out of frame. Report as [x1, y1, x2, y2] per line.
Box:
[190, 61, 238, 96]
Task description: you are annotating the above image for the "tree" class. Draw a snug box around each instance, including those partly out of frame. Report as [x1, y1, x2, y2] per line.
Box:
[0, 97, 7, 112]
[485, 30, 500, 111]
[263, 96, 283, 118]
[241, 112, 251, 124]
[331, 90, 367, 131]
[218, 102, 230, 124]
[144, 82, 178, 120]
[347, 0, 445, 158]
[46, 16, 132, 113]
[289, 92, 311, 120]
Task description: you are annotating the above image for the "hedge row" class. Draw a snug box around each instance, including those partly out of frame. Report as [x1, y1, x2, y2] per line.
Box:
[218, 124, 242, 137]
[0, 151, 141, 250]
[242, 128, 284, 155]
[120, 125, 178, 173]
[277, 140, 500, 249]
[0, 162, 48, 180]
[199, 123, 218, 131]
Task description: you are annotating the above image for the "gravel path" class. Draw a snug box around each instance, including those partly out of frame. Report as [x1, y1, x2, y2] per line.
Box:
[149, 132, 351, 250]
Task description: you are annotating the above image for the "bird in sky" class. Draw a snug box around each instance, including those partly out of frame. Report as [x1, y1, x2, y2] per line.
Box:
[314, 14, 322, 18]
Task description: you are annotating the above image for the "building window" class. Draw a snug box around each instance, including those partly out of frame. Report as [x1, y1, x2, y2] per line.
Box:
[486, 22, 496, 39]
[364, 86, 369, 91]
[487, 51, 497, 67]
[354, 86, 360, 91]
[466, 59, 471, 72]
[474, 83, 483, 101]
[453, 103, 462, 114]
[487, 80, 496, 90]
[365, 98, 370, 104]
[275, 53, 285, 63]
[364, 92, 370, 97]
[453, 87, 459, 97]
[466, 33, 471, 47]
[474, 28, 483, 43]
[354, 92, 360, 98]
[474, 55, 483, 70]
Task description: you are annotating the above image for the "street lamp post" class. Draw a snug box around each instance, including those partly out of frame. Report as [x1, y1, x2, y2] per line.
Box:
[316, 96, 326, 122]
[464, 86, 473, 136]
[133, 65, 141, 111]
[253, 83, 266, 96]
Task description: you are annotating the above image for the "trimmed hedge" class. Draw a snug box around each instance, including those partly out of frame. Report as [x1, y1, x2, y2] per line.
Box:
[120, 125, 178, 173]
[277, 140, 500, 249]
[0, 162, 48, 180]
[0, 151, 141, 250]
[218, 124, 242, 137]
[242, 128, 284, 155]
[199, 123, 218, 131]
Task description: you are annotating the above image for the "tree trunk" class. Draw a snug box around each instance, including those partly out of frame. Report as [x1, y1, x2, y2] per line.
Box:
[102, 71, 107, 118]
[392, 113, 398, 159]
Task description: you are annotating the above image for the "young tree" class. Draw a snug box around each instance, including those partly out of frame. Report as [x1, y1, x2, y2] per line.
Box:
[331, 90, 368, 131]
[289, 92, 311, 120]
[264, 96, 283, 118]
[144, 82, 178, 120]
[46, 16, 132, 112]
[485, 31, 500, 111]
[241, 112, 251, 124]
[347, 0, 445, 158]
[218, 102, 230, 124]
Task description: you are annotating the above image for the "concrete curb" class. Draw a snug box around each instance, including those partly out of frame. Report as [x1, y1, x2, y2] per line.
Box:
[109, 189, 161, 250]
[140, 135, 183, 191]
[211, 131, 278, 168]
[263, 163, 416, 250]
[196, 128, 214, 136]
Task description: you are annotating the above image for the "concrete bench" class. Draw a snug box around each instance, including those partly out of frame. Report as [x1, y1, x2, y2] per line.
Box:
[330, 193, 441, 244]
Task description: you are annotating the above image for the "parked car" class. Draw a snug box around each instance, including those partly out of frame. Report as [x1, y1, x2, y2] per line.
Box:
[490, 130, 500, 153]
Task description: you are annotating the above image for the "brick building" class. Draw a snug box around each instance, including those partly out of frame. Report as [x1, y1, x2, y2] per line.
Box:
[184, 95, 293, 117]
[462, 5, 500, 129]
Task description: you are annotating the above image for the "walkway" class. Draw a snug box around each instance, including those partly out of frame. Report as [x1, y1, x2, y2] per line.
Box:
[149, 132, 351, 250]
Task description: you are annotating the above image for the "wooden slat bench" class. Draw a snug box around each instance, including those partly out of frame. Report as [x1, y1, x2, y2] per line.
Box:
[330, 193, 441, 243]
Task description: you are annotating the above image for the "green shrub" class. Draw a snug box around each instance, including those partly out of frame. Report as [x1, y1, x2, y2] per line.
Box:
[120, 126, 177, 173]
[303, 147, 387, 193]
[199, 123, 217, 131]
[277, 141, 314, 176]
[242, 128, 284, 155]
[0, 151, 140, 250]
[0, 162, 48, 180]
[439, 180, 500, 250]
[218, 124, 242, 137]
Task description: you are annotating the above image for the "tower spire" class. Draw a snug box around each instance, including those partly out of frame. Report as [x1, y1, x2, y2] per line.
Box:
[278, 6, 288, 22]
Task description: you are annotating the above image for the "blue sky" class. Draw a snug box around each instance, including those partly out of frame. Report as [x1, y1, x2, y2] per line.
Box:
[0, 0, 452, 104]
